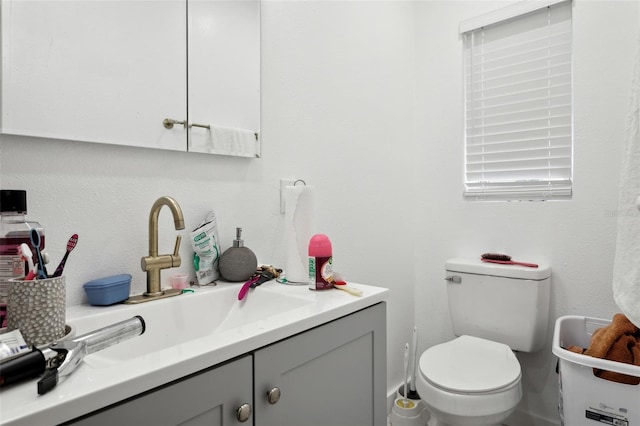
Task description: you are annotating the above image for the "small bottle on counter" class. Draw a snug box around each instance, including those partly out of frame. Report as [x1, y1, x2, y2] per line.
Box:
[0, 190, 45, 327]
[219, 227, 258, 282]
[308, 234, 333, 291]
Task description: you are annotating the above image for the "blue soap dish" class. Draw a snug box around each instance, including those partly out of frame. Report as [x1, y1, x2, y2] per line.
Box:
[83, 274, 132, 306]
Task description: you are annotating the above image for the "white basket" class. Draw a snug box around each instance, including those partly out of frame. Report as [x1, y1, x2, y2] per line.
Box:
[552, 315, 640, 426]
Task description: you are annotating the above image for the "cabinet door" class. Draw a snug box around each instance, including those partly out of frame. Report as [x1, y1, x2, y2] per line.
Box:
[66, 355, 253, 426]
[254, 303, 387, 426]
[187, 0, 260, 155]
[1, 0, 187, 151]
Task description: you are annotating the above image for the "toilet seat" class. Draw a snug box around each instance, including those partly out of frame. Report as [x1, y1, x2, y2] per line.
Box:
[420, 335, 521, 394]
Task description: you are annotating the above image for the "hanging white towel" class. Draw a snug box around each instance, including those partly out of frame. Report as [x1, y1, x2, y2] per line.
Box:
[190, 125, 258, 158]
[613, 34, 640, 328]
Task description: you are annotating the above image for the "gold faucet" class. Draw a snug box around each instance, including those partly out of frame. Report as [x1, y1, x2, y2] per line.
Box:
[126, 196, 185, 304]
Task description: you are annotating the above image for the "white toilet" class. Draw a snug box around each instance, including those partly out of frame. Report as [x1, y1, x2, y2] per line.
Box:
[416, 258, 551, 426]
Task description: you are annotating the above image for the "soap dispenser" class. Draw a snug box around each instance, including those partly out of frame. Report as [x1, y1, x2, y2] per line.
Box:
[219, 227, 258, 282]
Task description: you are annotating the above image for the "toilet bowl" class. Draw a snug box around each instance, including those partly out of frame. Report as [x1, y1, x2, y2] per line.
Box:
[415, 259, 551, 426]
[416, 335, 522, 426]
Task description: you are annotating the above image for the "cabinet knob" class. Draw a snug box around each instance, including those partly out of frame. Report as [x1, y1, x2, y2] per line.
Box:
[163, 118, 186, 129]
[267, 387, 281, 404]
[236, 403, 252, 422]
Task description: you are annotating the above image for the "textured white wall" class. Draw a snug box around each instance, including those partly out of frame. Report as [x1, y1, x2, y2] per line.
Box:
[1, 1, 638, 424]
[413, 1, 640, 424]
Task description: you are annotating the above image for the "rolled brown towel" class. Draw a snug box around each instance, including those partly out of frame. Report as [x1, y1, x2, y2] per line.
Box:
[583, 313, 640, 385]
[566, 345, 585, 354]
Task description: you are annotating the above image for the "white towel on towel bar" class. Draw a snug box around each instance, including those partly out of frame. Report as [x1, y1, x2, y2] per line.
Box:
[613, 34, 640, 328]
[190, 125, 258, 158]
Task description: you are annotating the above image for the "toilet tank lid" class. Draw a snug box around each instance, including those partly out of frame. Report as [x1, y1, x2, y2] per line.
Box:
[446, 258, 551, 280]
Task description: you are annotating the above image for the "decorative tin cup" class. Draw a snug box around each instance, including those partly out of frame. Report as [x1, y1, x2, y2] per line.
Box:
[7, 276, 66, 347]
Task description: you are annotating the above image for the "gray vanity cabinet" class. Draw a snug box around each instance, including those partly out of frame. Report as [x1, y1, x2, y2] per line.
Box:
[66, 355, 253, 426]
[66, 302, 386, 426]
[254, 302, 387, 426]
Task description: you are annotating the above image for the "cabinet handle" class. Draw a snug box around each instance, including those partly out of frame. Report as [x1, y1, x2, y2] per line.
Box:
[189, 122, 211, 129]
[163, 118, 186, 129]
[236, 403, 252, 422]
[267, 387, 281, 404]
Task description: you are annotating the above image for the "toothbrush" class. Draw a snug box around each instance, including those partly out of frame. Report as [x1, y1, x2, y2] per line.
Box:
[19, 243, 35, 277]
[53, 234, 78, 277]
[30, 229, 48, 279]
[25, 265, 37, 281]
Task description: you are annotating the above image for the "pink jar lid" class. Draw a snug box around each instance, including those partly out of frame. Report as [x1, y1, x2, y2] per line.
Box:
[308, 234, 332, 257]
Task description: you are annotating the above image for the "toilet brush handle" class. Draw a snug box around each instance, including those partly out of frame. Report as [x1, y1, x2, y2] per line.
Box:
[409, 326, 418, 391]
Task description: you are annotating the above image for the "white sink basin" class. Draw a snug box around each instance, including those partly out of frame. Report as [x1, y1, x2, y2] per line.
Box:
[72, 283, 314, 365]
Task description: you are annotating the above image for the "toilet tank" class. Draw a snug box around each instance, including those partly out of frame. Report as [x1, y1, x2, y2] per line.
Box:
[445, 258, 551, 352]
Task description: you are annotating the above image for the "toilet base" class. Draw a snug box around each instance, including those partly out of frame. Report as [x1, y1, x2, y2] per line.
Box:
[418, 380, 519, 426]
[422, 400, 515, 426]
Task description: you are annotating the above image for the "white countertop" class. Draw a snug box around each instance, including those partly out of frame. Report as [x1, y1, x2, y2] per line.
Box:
[0, 281, 388, 425]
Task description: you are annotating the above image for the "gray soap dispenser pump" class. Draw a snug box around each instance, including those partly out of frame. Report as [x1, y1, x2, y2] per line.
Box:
[219, 227, 258, 282]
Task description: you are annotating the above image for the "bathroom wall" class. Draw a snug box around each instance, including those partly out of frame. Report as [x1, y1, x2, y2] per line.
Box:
[412, 1, 640, 425]
[1, 1, 638, 424]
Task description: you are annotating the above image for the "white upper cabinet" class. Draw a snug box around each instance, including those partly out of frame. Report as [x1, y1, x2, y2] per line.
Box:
[188, 0, 260, 156]
[0, 0, 260, 156]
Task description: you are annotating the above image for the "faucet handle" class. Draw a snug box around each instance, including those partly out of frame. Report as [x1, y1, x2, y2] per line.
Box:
[173, 235, 182, 257]
[172, 235, 182, 267]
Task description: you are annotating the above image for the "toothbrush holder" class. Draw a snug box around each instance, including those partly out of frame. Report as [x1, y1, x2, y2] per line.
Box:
[7, 276, 66, 347]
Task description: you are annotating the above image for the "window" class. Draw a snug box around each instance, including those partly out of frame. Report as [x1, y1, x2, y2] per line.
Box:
[461, 0, 573, 201]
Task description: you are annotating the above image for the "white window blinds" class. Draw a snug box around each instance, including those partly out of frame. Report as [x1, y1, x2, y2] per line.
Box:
[462, 1, 573, 201]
